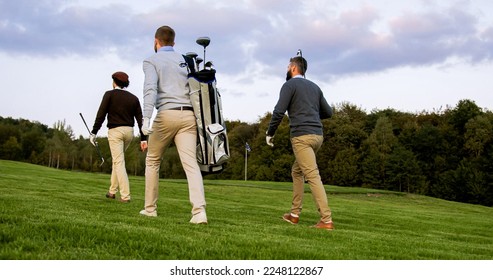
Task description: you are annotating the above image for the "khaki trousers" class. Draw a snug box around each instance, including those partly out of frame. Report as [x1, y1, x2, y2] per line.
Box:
[108, 126, 134, 200]
[144, 110, 205, 215]
[290, 134, 332, 223]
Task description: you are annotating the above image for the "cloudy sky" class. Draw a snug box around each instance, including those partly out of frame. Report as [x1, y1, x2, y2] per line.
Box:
[1, 0, 492, 137]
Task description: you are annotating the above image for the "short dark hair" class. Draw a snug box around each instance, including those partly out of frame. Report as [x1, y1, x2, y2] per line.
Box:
[290, 56, 308, 75]
[155, 26, 175, 46]
[113, 78, 129, 88]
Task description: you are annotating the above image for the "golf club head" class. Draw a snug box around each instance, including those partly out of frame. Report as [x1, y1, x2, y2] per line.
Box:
[205, 61, 214, 70]
[196, 37, 211, 48]
[185, 52, 198, 59]
[196, 57, 203, 69]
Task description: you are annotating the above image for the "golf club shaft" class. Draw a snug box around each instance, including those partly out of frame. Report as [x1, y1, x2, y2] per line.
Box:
[79, 113, 92, 134]
[79, 113, 105, 166]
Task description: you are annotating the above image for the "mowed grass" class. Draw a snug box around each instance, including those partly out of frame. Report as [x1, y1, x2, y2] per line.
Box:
[0, 160, 492, 260]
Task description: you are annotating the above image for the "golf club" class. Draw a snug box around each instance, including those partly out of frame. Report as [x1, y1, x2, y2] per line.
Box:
[196, 57, 203, 71]
[185, 52, 198, 73]
[186, 51, 198, 58]
[196, 36, 210, 70]
[297, 49, 305, 78]
[79, 113, 105, 167]
[204, 61, 214, 70]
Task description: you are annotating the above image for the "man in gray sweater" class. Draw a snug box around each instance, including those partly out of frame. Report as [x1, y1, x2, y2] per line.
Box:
[266, 56, 334, 230]
[139, 26, 207, 224]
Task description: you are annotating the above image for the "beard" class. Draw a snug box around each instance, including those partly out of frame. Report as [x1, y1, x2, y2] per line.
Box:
[154, 42, 158, 53]
[286, 70, 292, 81]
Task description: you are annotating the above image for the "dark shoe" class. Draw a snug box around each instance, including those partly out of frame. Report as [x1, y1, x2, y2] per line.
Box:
[106, 192, 115, 199]
[282, 213, 299, 225]
[312, 220, 334, 231]
[119, 198, 130, 203]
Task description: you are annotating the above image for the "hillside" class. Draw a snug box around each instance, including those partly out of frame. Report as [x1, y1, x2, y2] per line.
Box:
[0, 160, 492, 260]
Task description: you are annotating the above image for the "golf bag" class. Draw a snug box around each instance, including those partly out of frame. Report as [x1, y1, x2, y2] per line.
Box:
[184, 56, 230, 174]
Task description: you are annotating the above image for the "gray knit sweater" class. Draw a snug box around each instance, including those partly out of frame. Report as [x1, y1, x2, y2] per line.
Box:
[267, 76, 332, 138]
[142, 46, 191, 118]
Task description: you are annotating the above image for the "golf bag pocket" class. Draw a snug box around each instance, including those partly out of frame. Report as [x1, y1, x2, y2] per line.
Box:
[194, 124, 229, 166]
[207, 124, 229, 165]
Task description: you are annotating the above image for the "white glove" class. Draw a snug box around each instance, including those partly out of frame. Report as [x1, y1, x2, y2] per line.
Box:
[266, 134, 274, 147]
[142, 117, 153, 135]
[89, 134, 97, 147]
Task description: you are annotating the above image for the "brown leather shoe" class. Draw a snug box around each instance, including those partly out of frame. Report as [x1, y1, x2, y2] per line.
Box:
[282, 213, 299, 225]
[119, 198, 130, 203]
[106, 192, 115, 199]
[312, 220, 334, 230]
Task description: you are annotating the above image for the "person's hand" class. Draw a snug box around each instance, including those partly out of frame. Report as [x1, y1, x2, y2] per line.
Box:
[89, 134, 97, 147]
[142, 117, 153, 135]
[140, 141, 148, 152]
[266, 134, 274, 147]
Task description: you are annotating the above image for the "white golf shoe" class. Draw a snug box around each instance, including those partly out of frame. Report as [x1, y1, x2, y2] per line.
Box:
[189, 211, 208, 224]
[139, 209, 157, 217]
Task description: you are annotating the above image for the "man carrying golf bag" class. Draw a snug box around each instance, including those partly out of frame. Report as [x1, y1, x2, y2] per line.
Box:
[139, 26, 208, 224]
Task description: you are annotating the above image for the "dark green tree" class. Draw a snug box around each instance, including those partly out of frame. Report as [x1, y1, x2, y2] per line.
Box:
[464, 115, 493, 158]
[327, 147, 360, 186]
[1, 136, 22, 160]
[361, 116, 397, 188]
[447, 99, 482, 135]
[386, 146, 427, 193]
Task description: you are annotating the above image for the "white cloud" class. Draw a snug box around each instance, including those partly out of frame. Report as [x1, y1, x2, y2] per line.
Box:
[1, 0, 493, 136]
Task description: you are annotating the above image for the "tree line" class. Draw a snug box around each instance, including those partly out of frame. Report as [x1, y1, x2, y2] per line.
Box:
[1, 99, 492, 206]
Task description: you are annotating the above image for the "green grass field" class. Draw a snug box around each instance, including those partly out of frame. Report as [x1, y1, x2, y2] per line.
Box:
[0, 160, 492, 260]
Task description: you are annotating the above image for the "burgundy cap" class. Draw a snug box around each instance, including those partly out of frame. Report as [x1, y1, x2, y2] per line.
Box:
[112, 71, 129, 83]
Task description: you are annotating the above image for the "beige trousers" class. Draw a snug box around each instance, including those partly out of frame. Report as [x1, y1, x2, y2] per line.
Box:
[108, 126, 134, 200]
[144, 110, 205, 215]
[290, 134, 332, 223]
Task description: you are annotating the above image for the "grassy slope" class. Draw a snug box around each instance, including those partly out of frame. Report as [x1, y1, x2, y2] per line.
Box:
[0, 160, 492, 260]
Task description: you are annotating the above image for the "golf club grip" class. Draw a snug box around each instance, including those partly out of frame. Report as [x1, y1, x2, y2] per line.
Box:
[79, 113, 92, 134]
